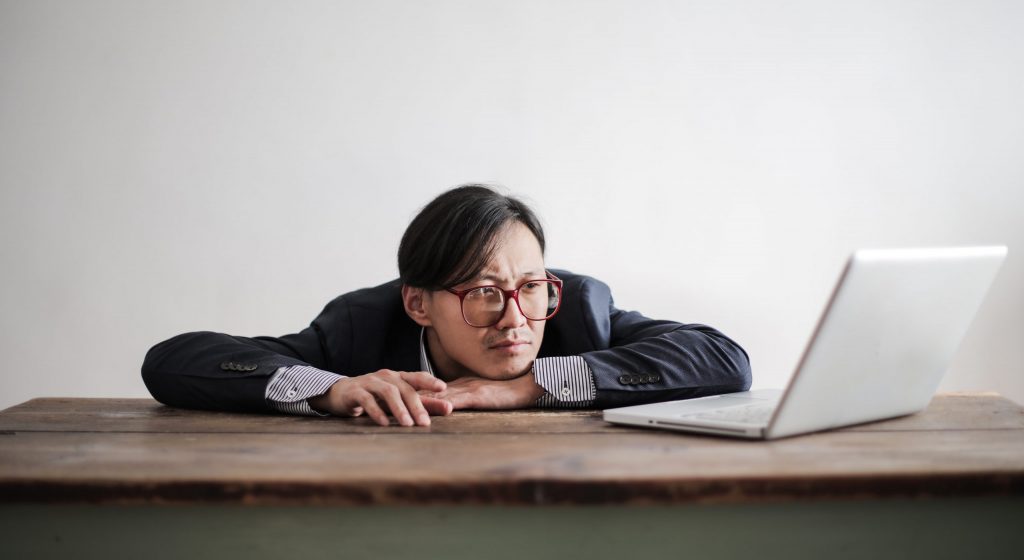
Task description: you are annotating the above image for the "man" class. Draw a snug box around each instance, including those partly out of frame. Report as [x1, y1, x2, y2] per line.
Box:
[142, 184, 751, 427]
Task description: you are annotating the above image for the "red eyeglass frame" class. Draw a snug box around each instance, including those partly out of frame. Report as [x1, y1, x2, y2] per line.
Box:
[445, 271, 564, 328]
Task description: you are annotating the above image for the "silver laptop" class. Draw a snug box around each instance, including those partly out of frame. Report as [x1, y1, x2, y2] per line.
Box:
[603, 246, 1007, 440]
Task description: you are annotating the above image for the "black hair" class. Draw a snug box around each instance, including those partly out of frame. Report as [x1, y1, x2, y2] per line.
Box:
[398, 184, 546, 290]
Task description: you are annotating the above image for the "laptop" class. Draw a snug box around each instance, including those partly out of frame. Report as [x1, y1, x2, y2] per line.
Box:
[602, 246, 1008, 440]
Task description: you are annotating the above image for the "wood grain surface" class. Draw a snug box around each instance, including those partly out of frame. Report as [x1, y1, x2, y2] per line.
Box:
[1, 393, 1022, 505]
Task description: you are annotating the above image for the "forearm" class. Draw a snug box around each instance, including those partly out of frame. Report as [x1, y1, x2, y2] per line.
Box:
[586, 322, 751, 408]
[141, 330, 316, 413]
[532, 356, 597, 408]
[266, 365, 346, 416]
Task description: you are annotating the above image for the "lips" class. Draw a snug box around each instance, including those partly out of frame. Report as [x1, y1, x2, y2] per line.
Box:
[490, 339, 530, 349]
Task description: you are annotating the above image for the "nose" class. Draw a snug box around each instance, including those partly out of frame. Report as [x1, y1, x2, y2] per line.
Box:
[493, 295, 528, 330]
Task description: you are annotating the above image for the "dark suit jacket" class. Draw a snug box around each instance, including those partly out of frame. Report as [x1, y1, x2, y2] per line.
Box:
[141, 270, 751, 412]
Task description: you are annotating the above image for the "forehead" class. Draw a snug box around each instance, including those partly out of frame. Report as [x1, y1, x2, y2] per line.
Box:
[473, 222, 545, 282]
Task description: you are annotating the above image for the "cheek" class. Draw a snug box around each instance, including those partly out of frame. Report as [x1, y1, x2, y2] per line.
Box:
[436, 312, 486, 350]
[530, 321, 546, 341]
[428, 298, 469, 333]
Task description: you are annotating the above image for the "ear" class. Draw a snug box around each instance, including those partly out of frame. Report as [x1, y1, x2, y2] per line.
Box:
[401, 284, 433, 327]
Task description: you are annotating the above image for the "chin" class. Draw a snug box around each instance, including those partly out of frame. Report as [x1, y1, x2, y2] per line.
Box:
[482, 361, 534, 380]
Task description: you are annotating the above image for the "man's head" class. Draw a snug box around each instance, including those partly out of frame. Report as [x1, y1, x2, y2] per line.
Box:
[399, 185, 554, 381]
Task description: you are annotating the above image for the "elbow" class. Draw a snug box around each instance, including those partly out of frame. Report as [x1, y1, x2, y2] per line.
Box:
[141, 360, 168, 407]
[700, 329, 751, 393]
[734, 353, 752, 392]
[140, 334, 179, 405]
[689, 324, 752, 393]
[140, 331, 213, 406]
[140, 365, 169, 406]
[675, 324, 753, 394]
[728, 343, 753, 392]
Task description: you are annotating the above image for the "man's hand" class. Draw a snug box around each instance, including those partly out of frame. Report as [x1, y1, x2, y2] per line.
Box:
[418, 368, 546, 410]
[308, 370, 453, 427]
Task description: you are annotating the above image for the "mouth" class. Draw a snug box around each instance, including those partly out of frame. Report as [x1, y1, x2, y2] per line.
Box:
[489, 339, 531, 350]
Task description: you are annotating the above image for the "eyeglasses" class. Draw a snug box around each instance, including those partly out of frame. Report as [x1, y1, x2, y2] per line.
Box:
[446, 271, 564, 328]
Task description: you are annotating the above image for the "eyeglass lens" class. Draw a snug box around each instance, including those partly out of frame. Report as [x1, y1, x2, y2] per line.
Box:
[463, 281, 560, 327]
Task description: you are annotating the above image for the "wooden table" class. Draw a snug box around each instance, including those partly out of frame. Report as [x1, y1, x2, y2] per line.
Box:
[2, 393, 1023, 559]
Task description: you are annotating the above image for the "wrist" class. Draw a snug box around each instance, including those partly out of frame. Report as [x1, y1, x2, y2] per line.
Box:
[523, 365, 546, 402]
[308, 393, 329, 414]
[307, 380, 340, 414]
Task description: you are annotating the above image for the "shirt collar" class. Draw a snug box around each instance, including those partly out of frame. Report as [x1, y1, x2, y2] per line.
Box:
[419, 327, 435, 377]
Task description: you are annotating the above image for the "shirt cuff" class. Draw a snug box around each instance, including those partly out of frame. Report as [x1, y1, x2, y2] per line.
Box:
[265, 365, 346, 417]
[532, 356, 597, 408]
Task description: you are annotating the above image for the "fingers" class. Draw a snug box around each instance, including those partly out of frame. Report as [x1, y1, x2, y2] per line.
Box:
[332, 370, 452, 427]
[400, 371, 447, 392]
[353, 391, 389, 427]
[420, 396, 454, 416]
[394, 381, 433, 426]
[373, 381, 418, 427]
[439, 391, 472, 410]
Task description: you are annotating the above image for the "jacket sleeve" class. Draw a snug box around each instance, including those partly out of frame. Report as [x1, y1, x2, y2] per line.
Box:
[576, 278, 752, 409]
[140, 296, 349, 413]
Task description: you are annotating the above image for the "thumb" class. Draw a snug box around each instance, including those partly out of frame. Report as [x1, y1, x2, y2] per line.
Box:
[438, 391, 474, 411]
[402, 371, 447, 392]
[420, 396, 454, 416]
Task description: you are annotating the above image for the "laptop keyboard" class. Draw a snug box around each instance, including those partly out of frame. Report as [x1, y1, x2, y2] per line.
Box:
[682, 403, 777, 425]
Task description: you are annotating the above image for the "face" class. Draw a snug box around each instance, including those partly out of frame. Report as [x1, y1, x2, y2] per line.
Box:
[403, 221, 548, 381]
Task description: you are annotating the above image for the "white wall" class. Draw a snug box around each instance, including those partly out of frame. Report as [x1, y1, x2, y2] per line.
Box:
[1, 0, 1022, 410]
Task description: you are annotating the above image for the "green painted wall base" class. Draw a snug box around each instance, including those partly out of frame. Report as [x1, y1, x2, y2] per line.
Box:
[2, 497, 1022, 559]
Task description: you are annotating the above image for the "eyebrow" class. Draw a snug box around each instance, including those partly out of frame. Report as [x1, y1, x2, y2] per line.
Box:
[474, 270, 544, 284]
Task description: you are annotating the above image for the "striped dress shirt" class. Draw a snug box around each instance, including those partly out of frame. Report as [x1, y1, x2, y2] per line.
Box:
[265, 328, 597, 415]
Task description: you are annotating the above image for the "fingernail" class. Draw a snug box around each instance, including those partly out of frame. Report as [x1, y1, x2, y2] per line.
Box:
[418, 413, 430, 425]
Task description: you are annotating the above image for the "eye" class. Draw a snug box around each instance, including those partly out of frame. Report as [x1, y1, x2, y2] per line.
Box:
[468, 286, 500, 299]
